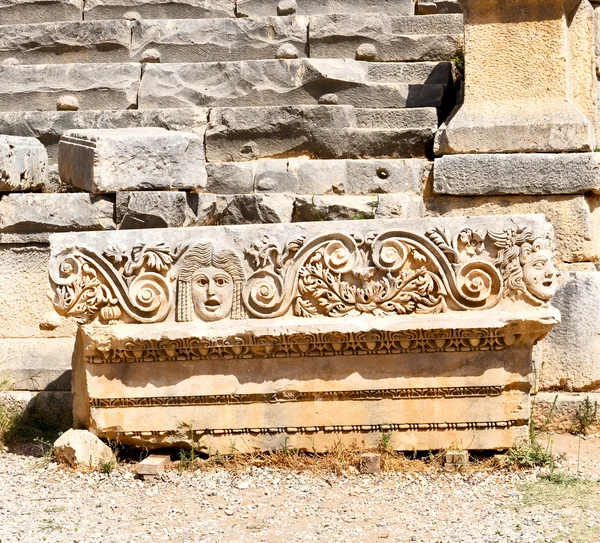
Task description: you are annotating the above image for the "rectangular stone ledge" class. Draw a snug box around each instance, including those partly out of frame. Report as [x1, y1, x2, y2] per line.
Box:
[0, 136, 48, 192]
[0, 21, 133, 65]
[137, 59, 447, 110]
[58, 127, 206, 193]
[309, 14, 463, 62]
[425, 195, 600, 264]
[0, 0, 82, 24]
[416, 0, 461, 15]
[236, 0, 414, 17]
[83, 0, 235, 19]
[0, 63, 142, 113]
[132, 16, 308, 63]
[48, 216, 558, 452]
[532, 392, 600, 434]
[433, 153, 600, 196]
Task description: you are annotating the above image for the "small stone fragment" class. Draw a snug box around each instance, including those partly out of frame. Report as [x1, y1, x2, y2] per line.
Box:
[276, 43, 299, 59]
[123, 10, 141, 20]
[356, 43, 377, 60]
[53, 429, 113, 468]
[360, 453, 381, 474]
[56, 94, 79, 111]
[318, 93, 338, 105]
[1, 57, 19, 66]
[277, 0, 296, 15]
[0, 135, 48, 192]
[137, 454, 169, 480]
[444, 450, 469, 472]
[140, 48, 161, 63]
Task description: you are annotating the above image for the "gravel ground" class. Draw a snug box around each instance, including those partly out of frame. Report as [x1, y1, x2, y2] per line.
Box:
[1, 435, 599, 543]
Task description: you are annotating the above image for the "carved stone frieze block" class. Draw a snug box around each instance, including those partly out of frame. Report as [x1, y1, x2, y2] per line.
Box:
[48, 216, 560, 451]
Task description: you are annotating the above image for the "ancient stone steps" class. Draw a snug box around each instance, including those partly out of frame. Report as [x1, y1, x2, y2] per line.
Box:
[0, 14, 462, 65]
[236, 0, 414, 17]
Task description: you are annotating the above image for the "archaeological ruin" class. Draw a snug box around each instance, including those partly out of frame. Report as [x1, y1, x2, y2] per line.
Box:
[1, 0, 600, 453]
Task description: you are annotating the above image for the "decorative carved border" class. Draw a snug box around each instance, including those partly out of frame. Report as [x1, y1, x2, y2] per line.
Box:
[90, 386, 504, 409]
[113, 419, 527, 440]
[85, 327, 522, 364]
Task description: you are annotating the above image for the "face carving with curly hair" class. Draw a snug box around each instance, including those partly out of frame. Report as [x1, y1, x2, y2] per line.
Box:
[521, 248, 556, 301]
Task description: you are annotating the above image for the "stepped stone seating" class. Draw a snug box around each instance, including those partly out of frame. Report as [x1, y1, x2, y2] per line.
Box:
[48, 216, 559, 451]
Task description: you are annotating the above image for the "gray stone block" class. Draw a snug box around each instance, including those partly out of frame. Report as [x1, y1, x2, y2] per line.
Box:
[0, 338, 73, 391]
[540, 271, 600, 391]
[138, 59, 444, 110]
[205, 105, 436, 162]
[0, 0, 82, 24]
[116, 191, 197, 229]
[434, 153, 600, 196]
[0, 136, 48, 192]
[366, 61, 453, 85]
[416, 0, 461, 14]
[84, 0, 234, 19]
[0, 193, 115, 233]
[355, 107, 438, 129]
[132, 16, 308, 62]
[345, 159, 425, 195]
[0, 63, 141, 112]
[236, 0, 414, 17]
[58, 127, 206, 193]
[220, 193, 294, 224]
[310, 14, 463, 62]
[0, 21, 132, 65]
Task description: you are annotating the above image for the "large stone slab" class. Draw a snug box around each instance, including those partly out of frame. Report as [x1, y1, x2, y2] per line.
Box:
[0, 136, 48, 192]
[116, 191, 198, 229]
[58, 127, 206, 193]
[426, 195, 600, 264]
[49, 216, 558, 451]
[132, 16, 308, 62]
[138, 59, 446, 110]
[0, 21, 133, 65]
[539, 271, 600, 392]
[0, 63, 141, 112]
[433, 153, 600, 196]
[84, 0, 234, 19]
[236, 0, 414, 16]
[0, 0, 82, 24]
[205, 105, 437, 161]
[310, 14, 463, 62]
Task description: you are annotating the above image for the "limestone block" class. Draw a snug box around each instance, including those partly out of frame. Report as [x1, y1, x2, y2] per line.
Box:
[84, 0, 234, 19]
[417, 0, 461, 14]
[0, 245, 75, 339]
[137, 454, 169, 476]
[433, 153, 600, 196]
[205, 105, 436, 162]
[425, 195, 600, 264]
[236, 0, 414, 16]
[532, 392, 600, 434]
[205, 162, 255, 194]
[355, 108, 439, 129]
[132, 16, 308, 62]
[0, 0, 82, 24]
[220, 194, 294, 224]
[359, 453, 381, 474]
[0, 338, 73, 391]
[138, 59, 445, 110]
[0, 21, 133, 65]
[437, 0, 597, 153]
[116, 191, 197, 229]
[366, 61, 453, 85]
[344, 159, 425, 195]
[310, 14, 463, 62]
[539, 271, 600, 391]
[54, 429, 113, 468]
[0, 193, 115, 234]
[0, 63, 141, 112]
[58, 127, 206, 193]
[0, 136, 48, 192]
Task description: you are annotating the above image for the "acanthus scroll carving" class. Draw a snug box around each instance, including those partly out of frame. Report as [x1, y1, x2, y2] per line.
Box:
[49, 225, 557, 324]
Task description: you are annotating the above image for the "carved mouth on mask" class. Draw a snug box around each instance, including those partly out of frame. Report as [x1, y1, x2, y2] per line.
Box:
[205, 299, 221, 310]
[542, 280, 554, 287]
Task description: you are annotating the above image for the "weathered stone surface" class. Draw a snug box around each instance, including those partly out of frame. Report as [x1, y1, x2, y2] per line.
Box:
[138, 59, 446, 110]
[49, 216, 557, 451]
[532, 392, 600, 434]
[425, 195, 600, 264]
[0, 391, 72, 432]
[366, 61, 453, 85]
[0, 245, 75, 339]
[0, 0, 82, 24]
[437, 0, 597, 154]
[0, 63, 141, 112]
[0, 136, 48, 192]
[310, 14, 463, 62]
[116, 191, 197, 229]
[0, 21, 132, 65]
[132, 16, 308, 62]
[0, 193, 115, 234]
[433, 153, 600, 196]
[220, 194, 294, 224]
[236, 0, 414, 17]
[0, 338, 73, 391]
[59, 127, 206, 193]
[205, 158, 425, 196]
[416, 0, 461, 15]
[84, 0, 234, 19]
[539, 271, 600, 392]
[54, 429, 113, 468]
[360, 453, 381, 474]
[205, 105, 437, 162]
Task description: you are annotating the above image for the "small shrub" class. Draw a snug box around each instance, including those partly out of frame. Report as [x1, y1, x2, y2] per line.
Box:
[574, 396, 598, 436]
